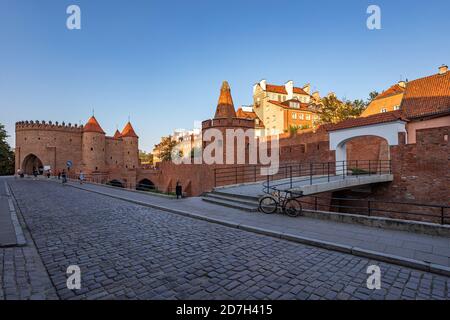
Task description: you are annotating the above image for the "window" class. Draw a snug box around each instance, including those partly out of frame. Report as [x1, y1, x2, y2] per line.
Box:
[292, 113, 297, 119]
[393, 105, 400, 110]
[306, 114, 311, 120]
[381, 108, 387, 113]
[299, 113, 304, 120]
[278, 95, 281, 101]
[300, 144, 306, 153]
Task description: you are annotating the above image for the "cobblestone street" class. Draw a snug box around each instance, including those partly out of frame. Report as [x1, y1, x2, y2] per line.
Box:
[2, 179, 450, 300]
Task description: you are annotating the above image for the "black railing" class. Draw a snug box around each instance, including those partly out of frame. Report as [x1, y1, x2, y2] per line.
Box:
[214, 160, 392, 189]
[297, 194, 450, 225]
[263, 160, 391, 193]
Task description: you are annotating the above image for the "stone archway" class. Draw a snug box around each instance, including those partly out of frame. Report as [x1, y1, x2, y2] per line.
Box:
[136, 179, 155, 192]
[107, 179, 124, 188]
[22, 154, 44, 175]
[329, 121, 407, 163]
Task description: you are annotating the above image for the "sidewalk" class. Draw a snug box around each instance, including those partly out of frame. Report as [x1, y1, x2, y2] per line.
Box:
[0, 178, 25, 247]
[61, 179, 450, 276]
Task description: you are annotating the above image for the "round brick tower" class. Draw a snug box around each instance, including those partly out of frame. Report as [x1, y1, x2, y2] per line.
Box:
[82, 116, 106, 172]
[202, 81, 256, 165]
[120, 122, 139, 170]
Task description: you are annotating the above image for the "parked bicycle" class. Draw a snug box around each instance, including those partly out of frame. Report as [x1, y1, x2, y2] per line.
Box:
[259, 190, 303, 217]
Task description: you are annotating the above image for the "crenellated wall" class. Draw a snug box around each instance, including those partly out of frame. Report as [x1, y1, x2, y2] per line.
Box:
[15, 120, 139, 187]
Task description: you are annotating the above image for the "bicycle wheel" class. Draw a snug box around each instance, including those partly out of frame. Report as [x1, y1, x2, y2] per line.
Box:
[283, 199, 302, 217]
[259, 196, 278, 214]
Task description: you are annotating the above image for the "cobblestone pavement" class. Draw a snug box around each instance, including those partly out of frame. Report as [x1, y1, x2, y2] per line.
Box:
[5, 179, 450, 300]
[0, 179, 58, 300]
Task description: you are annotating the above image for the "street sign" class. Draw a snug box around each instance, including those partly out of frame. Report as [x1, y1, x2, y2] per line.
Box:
[66, 160, 73, 168]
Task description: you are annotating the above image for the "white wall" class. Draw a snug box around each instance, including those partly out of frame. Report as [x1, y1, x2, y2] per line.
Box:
[329, 121, 407, 162]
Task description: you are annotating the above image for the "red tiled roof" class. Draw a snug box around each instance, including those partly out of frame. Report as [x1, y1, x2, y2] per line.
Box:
[83, 116, 105, 134]
[400, 71, 450, 119]
[236, 108, 265, 128]
[113, 129, 122, 139]
[324, 110, 407, 131]
[265, 84, 310, 96]
[268, 99, 313, 111]
[374, 84, 405, 100]
[121, 122, 138, 138]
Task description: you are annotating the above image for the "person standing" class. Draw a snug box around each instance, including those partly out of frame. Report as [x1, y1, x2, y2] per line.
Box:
[175, 181, 182, 199]
[79, 170, 85, 185]
[61, 169, 67, 185]
[57, 170, 61, 180]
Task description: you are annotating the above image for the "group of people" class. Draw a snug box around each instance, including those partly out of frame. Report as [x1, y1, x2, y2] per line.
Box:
[16, 168, 85, 185]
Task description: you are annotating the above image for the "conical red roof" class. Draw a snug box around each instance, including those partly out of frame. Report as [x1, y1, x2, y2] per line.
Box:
[121, 122, 138, 138]
[113, 129, 122, 139]
[83, 116, 105, 134]
[214, 81, 236, 119]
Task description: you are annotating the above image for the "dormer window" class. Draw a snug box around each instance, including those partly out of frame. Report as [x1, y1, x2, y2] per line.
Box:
[393, 105, 400, 110]
[381, 108, 387, 113]
[290, 101, 300, 109]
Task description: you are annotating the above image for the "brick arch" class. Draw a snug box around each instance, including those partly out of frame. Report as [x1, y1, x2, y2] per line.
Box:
[107, 179, 124, 188]
[22, 153, 44, 175]
[328, 121, 406, 163]
[136, 178, 155, 191]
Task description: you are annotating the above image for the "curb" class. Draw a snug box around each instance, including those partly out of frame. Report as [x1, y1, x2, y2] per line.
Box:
[65, 182, 450, 277]
[4, 181, 26, 246]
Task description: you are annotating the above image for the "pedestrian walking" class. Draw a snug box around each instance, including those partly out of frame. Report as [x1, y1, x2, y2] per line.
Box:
[32, 167, 38, 180]
[61, 169, 67, 185]
[57, 170, 61, 180]
[176, 181, 182, 199]
[79, 170, 85, 185]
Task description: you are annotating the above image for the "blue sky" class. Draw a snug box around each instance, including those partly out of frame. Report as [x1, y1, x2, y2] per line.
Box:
[1, 0, 449, 151]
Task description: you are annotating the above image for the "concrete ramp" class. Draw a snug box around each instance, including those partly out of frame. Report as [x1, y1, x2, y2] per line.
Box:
[213, 174, 393, 199]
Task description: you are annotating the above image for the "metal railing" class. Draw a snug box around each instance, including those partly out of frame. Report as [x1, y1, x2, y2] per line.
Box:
[297, 194, 450, 225]
[263, 160, 391, 194]
[214, 160, 392, 190]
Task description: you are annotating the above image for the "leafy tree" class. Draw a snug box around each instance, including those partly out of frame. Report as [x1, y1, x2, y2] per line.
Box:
[0, 123, 15, 175]
[368, 91, 379, 103]
[139, 149, 153, 164]
[318, 95, 366, 124]
[288, 125, 301, 135]
[158, 136, 181, 162]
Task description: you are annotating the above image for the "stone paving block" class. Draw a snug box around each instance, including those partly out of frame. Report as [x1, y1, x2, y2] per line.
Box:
[3, 179, 450, 300]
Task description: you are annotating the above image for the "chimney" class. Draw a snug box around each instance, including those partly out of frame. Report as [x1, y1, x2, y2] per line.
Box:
[284, 80, 294, 99]
[438, 64, 448, 75]
[302, 83, 311, 94]
[398, 80, 406, 88]
[259, 79, 267, 91]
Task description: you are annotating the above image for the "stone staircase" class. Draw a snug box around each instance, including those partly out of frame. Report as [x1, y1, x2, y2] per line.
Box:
[201, 190, 260, 212]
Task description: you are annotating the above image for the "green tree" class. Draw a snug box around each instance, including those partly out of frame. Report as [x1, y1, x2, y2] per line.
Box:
[318, 95, 366, 124]
[159, 136, 181, 162]
[0, 123, 15, 175]
[139, 149, 153, 164]
[368, 91, 379, 103]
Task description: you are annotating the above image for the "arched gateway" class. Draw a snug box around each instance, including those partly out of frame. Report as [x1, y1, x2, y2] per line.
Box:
[327, 111, 407, 163]
[22, 154, 44, 175]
